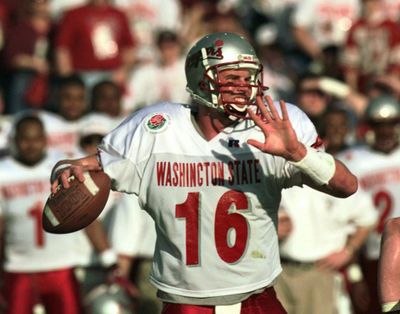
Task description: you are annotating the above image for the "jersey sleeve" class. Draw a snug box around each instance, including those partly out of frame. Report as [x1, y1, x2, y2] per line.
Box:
[110, 194, 156, 257]
[98, 111, 153, 195]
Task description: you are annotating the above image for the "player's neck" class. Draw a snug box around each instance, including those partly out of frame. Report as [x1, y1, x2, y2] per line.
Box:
[193, 106, 234, 141]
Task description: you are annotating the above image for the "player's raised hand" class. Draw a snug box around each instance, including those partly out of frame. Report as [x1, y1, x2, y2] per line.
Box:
[247, 95, 306, 162]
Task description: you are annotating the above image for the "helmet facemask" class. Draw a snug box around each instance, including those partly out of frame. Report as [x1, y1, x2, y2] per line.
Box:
[200, 61, 267, 120]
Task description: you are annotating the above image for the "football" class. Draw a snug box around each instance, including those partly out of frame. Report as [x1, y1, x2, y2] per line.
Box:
[42, 170, 111, 234]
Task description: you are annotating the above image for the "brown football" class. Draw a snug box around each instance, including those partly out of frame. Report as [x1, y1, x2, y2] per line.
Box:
[42, 170, 111, 234]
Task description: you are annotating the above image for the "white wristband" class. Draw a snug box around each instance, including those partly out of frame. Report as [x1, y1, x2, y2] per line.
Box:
[319, 77, 350, 98]
[347, 263, 363, 283]
[382, 301, 400, 313]
[289, 146, 336, 186]
[99, 248, 117, 268]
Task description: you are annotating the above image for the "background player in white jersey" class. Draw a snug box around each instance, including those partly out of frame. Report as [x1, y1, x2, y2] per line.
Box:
[50, 32, 357, 314]
[110, 193, 161, 313]
[338, 95, 400, 314]
[39, 74, 88, 157]
[72, 113, 137, 314]
[275, 106, 377, 314]
[0, 113, 82, 314]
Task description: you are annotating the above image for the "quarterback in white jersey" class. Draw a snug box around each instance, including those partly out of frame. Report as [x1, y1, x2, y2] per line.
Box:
[99, 100, 319, 297]
[51, 32, 357, 314]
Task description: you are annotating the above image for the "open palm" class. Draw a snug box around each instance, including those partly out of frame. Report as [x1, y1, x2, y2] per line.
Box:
[247, 95, 304, 161]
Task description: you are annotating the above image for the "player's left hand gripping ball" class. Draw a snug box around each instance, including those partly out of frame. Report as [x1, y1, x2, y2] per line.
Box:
[42, 170, 111, 234]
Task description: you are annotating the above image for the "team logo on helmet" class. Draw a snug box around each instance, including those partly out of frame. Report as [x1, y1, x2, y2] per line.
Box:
[144, 113, 170, 133]
[186, 45, 224, 68]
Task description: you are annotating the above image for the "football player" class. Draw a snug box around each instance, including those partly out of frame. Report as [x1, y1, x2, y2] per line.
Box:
[339, 95, 400, 314]
[0, 113, 82, 314]
[50, 32, 357, 314]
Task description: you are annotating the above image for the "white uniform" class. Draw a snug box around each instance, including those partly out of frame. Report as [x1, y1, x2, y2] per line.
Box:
[292, 0, 360, 48]
[123, 58, 190, 113]
[338, 145, 400, 259]
[280, 186, 377, 261]
[0, 152, 80, 272]
[111, 193, 156, 258]
[98, 101, 319, 298]
[39, 111, 83, 158]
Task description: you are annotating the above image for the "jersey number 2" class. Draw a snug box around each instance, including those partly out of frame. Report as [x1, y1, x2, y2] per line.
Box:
[176, 191, 249, 265]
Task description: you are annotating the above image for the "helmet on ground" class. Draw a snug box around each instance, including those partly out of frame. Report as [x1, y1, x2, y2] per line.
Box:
[84, 282, 136, 314]
[185, 32, 267, 119]
[365, 95, 400, 123]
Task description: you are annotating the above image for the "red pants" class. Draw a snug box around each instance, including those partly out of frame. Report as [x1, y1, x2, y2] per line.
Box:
[162, 287, 287, 314]
[2, 268, 82, 314]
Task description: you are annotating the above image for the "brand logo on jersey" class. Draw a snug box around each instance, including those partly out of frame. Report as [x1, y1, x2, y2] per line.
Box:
[228, 139, 240, 147]
[144, 113, 170, 133]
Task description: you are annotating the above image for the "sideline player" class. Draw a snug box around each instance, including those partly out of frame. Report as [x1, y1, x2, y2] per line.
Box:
[0, 113, 81, 314]
[339, 95, 400, 314]
[49, 32, 357, 314]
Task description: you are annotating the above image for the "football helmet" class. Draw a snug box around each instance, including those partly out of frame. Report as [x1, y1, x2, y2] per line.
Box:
[84, 282, 136, 314]
[364, 95, 400, 153]
[185, 32, 267, 119]
[365, 95, 400, 122]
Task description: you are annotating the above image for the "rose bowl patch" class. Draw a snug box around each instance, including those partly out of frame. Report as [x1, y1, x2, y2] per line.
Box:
[143, 113, 170, 133]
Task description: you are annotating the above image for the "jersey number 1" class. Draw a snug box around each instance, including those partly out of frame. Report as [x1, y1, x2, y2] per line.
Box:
[176, 191, 249, 265]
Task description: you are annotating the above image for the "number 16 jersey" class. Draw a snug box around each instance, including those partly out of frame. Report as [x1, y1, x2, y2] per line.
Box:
[98, 102, 319, 298]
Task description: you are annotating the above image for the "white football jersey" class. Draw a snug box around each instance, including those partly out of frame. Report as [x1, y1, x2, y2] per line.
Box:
[110, 193, 156, 258]
[0, 153, 81, 272]
[39, 110, 83, 157]
[280, 186, 377, 261]
[98, 102, 319, 298]
[338, 145, 400, 259]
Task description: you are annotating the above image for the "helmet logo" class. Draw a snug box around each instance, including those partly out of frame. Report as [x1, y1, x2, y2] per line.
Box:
[144, 113, 170, 133]
[186, 46, 224, 68]
[239, 54, 254, 61]
[215, 39, 224, 47]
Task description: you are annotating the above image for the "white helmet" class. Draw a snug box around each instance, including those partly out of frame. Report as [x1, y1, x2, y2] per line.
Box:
[185, 32, 268, 119]
[84, 283, 136, 314]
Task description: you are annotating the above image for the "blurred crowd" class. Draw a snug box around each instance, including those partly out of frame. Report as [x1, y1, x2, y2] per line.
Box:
[0, 0, 400, 313]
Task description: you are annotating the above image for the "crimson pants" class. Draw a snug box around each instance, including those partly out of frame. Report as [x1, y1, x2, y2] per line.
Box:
[162, 287, 287, 314]
[2, 268, 82, 314]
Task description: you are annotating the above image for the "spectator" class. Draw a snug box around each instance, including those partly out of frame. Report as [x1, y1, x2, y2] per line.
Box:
[54, 0, 136, 89]
[123, 30, 189, 112]
[341, 0, 400, 93]
[113, 0, 182, 64]
[255, 23, 296, 102]
[291, 0, 361, 73]
[2, 0, 53, 114]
